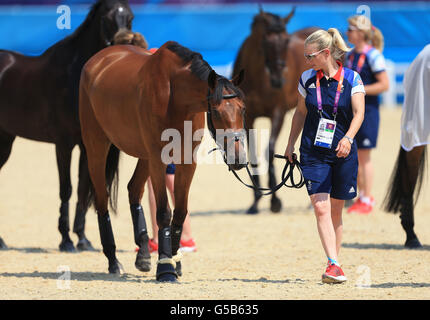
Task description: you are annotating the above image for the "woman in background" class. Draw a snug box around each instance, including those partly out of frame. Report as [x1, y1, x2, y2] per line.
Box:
[346, 15, 389, 215]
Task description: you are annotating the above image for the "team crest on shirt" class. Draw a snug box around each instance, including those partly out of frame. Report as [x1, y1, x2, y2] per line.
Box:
[307, 180, 313, 191]
[357, 79, 363, 85]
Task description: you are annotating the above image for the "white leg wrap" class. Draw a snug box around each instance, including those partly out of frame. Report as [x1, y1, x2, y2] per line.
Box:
[157, 258, 176, 268]
[173, 251, 183, 263]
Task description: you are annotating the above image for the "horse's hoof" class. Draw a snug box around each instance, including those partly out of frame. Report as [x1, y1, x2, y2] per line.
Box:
[135, 256, 151, 272]
[405, 238, 423, 249]
[175, 261, 182, 277]
[270, 197, 282, 213]
[0, 237, 7, 250]
[156, 263, 178, 282]
[108, 260, 124, 274]
[158, 273, 178, 282]
[246, 204, 259, 214]
[76, 238, 95, 251]
[135, 244, 151, 272]
[59, 240, 76, 252]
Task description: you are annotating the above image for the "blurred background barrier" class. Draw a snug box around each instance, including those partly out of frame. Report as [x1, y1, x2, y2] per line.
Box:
[1, 0, 429, 106]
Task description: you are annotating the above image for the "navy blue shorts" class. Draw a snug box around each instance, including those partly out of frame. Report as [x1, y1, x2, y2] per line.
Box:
[356, 105, 379, 149]
[166, 164, 176, 175]
[300, 151, 358, 200]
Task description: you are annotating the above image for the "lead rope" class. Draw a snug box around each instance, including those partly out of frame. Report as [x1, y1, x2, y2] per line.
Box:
[228, 154, 305, 196]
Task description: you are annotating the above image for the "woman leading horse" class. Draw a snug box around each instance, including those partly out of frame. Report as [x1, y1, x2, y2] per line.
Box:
[79, 41, 246, 281]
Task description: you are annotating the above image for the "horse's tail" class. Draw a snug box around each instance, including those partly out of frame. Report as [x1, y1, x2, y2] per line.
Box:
[82, 144, 120, 215]
[105, 145, 120, 214]
[383, 146, 427, 213]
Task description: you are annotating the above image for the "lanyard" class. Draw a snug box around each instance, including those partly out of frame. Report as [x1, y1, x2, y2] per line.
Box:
[347, 45, 371, 73]
[316, 66, 344, 120]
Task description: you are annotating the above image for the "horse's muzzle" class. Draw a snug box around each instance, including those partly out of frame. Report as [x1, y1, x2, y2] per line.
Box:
[222, 131, 247, 171]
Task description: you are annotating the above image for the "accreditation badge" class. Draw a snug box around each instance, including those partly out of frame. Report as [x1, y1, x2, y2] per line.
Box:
[314, 118, 336, 149]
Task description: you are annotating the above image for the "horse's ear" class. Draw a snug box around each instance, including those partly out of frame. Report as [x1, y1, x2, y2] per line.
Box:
[232, 69, 245, 86]
[283, 6, 296, 25]
[258, 3, 264, 14]
[208, 70, 218, 90]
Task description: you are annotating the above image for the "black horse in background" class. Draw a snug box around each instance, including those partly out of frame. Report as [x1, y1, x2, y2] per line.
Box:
[0, 0, 134, 251]
[384, 146, 427, 248]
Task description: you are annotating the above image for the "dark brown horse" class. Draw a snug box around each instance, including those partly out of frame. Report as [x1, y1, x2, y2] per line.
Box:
[0, 0, 133, 252]
[79, 41, 246, 281]
[232, 7, 318, 213]
[384, 146, 427, 248]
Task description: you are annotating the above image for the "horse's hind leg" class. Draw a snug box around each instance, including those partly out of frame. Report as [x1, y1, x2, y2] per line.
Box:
[127, 159, 151, 272]
[0, 130, 15, 249]
[171, 163, 197, 277]
[73, 144, 94, 251]
[56, 143, 76, 252]
[80, 90, 121, 274]
[88, 143, 122, 273]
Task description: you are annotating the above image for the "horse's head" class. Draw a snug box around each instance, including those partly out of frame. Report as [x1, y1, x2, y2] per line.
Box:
[207, 70, 247, 171]
[97, 0, 134, 46]
[253, 7, 295, 88]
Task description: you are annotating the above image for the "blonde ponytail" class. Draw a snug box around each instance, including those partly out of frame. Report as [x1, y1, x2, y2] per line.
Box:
[348, 15, 385, 52]
[305, 28, 351, 62]
[371, 25, 384, 52]
[327, 28, 351, 61]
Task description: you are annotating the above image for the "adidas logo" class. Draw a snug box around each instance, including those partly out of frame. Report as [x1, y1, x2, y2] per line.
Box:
[349, 186, 355, 193]
[309, 83, 316, 89]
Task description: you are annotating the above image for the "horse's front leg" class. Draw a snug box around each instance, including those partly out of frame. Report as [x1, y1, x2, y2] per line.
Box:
[150, 163, 177, 282]
[246, 116, 263, 214]
[268, 108, 286, 213]
[171, 163, 197, 277]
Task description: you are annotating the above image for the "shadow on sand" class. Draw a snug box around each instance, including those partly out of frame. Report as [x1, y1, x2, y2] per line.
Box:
[342, 242, 430, 251]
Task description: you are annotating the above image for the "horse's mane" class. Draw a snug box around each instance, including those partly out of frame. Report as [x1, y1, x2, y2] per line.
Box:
[42, 0, 102, 55]
[44, 0, 128, 54]
[166, 41, 243, 104]
[252, 12, 285, 33]
[67, 0, 103, 42]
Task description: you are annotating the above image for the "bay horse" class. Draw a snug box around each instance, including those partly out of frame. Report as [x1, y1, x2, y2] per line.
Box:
[232, 7, 319, 213]
[79, 41, 246, 281]
[384, 146, 427, 248]
[0, 0, 134, 252]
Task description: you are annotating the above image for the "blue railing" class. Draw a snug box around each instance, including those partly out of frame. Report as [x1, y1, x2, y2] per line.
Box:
[1, 2, 429, 105]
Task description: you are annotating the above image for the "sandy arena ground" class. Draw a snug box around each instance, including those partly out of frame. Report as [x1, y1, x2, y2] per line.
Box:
[0, 107, 429, 300]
